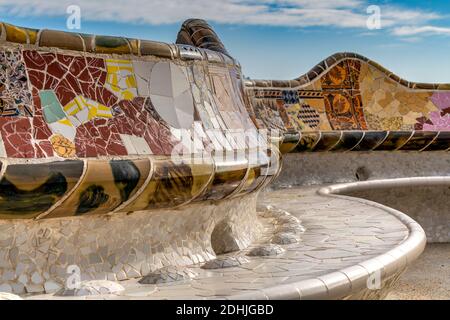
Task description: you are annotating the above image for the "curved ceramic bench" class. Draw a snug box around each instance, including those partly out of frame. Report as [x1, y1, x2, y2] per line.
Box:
[244, 44, 450, 245]
[0, 19, 277, 219]
[240, 45, 447, 298]
[244, 52, 450, 153]
[0, 17, 435, 299]
[325, 177, 450, 243]
[0, 19, 281, 294]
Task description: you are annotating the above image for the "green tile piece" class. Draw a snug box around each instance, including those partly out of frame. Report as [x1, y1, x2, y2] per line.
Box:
[39, 90, 65, 123]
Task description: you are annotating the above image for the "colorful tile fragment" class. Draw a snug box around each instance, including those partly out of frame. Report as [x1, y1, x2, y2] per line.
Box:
[0, 48, 33, 116]
[1, 23, 450, 162]
[50, 134, 76, 158]
[64, 95, 113, 122]
[105, 59, 138, 101]
[40, 90, 66, 123]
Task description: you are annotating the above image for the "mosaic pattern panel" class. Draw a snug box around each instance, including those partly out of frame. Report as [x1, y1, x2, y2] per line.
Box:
[0, 49, 33, 116]
[22, 50, 179, 158]
[0, 45, 264, 159]
[245, 52, 450, 152]
[0, 45, 269, 159]
[0, 20, 279, 220]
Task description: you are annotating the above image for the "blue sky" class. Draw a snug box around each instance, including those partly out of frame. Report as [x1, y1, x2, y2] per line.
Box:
[2, 0, 450, 82]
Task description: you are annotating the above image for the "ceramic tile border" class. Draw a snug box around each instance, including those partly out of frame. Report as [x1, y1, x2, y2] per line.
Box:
[0, 21, 237, 68]
[245, 52, 450, 91]
[287, 130, 450, 153]
[0, 151, 276, 220]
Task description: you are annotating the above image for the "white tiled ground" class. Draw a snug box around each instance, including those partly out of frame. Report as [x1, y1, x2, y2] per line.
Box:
[26, 186, 411, 300]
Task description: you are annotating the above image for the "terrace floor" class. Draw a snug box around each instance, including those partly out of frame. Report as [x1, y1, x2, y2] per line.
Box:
[24, 185, 426, 300]
[386, 243, 449, 300]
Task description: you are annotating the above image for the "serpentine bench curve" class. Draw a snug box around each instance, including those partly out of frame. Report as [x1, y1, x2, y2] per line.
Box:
[0, 18, 440, 299]
[0, 19, 280, 295]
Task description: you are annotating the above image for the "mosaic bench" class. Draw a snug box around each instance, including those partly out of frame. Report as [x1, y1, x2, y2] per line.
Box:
[0, 18, 435, 298]
[0, 19, 280, 219]
[243, 33, 450, 246]
[0, 19, 281, 294]
[244, 53, 450, 153]
[243, 44, 450, 244]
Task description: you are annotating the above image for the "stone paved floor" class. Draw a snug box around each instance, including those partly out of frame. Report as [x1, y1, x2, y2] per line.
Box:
[26, 186, 410, 300]
[386, 243, 449, 300]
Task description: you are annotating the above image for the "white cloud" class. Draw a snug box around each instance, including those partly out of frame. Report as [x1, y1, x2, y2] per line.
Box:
[0, 0, 447, 38]
[392, 25, 450, 36]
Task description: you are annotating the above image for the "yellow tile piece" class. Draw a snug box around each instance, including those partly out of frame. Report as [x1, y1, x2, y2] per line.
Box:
[96, 104, 113, 118]
[4, 24, 28, 43]
[105, 59, 137, 101]
[57, 118, 74, 127]
[64, 95, 113, 123]
[64, 95, 87, 115]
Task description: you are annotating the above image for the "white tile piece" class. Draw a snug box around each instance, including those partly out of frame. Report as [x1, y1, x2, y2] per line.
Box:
[132, 60, 154, 97]
[149, 62, 194, 129]
[120, 134, 138, 155]
[0, 138, 6, 157]
[68, 115, 81, 127]
[149, 62, 172, 97]
[74, 107, 89, 124]
[149, 95, 177, 126]
[130, 136, 153, 155]
[120, 134, 152, 155]
[174, 90, 194, 129]
[170, 63, 190, 97]
[48, 122, 77, 141]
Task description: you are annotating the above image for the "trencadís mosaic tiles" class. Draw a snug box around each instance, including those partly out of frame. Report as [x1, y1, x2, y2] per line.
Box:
[2, 17, 450, 219]
[0, 22, 258, 159]
[245, 52, 450, 152]
[0, 20, 281, 219]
